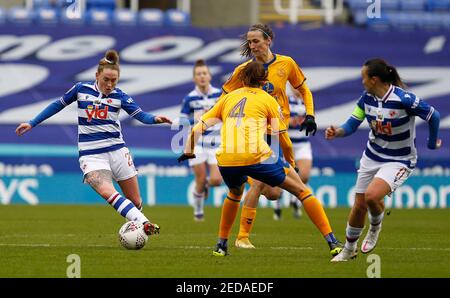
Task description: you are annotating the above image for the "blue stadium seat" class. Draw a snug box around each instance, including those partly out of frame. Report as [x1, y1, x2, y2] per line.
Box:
[399, 0, 425, 11]
[86, 0, 116, 11]
[426, 0, 450, 11]
[345, 0, 368, 10]
[8, 7, 35, 24]
[113, 8, 137, 26]
[419, 12, 443, 30]
[382, 0, 400, 11]
[33, 0, 52, 8]
[388, 12, 418, 31]
[441, 13, 450, 29]
[165, 9, 190, 26]
[36, 7, 59, 24]
[86, 8, 112, 25]
[138, 9, 164, 26]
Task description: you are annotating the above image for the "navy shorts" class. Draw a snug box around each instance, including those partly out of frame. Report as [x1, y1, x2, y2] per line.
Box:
[219, 156, 287, 189]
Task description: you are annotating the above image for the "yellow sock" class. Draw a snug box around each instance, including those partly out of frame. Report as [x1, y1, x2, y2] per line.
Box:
[299, 189, 332, 236]
[218, 192, 242, 239]
[237, 206, 257, 240]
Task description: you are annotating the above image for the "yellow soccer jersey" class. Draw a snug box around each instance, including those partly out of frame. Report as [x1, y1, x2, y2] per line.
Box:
[222, 54, 310, 126]
[200, 87, 285, 167]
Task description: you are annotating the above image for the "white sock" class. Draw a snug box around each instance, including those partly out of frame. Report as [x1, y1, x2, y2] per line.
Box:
[345, 223, 364, 251]
[290, 194, 302, 208]
[368, 211, 384, 228]
[273, 199, 281, 210]
[107, 192, 149, 223]
[193, 190, 205, 216]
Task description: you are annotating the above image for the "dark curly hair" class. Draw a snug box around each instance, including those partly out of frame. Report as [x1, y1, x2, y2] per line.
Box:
[240, 23, 274, 59]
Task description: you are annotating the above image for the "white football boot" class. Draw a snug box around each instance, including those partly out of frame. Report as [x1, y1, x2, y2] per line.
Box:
[235, 238, 256, 249]
[361, 224, 382, 254]
[330, 247, 358, 262]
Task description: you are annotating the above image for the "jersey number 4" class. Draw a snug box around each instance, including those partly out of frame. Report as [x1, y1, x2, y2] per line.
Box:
[228, 97, 247, 127]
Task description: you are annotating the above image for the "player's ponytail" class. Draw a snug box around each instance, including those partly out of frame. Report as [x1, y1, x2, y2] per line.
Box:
[364, 58, 406, 89]
[239, 61, 267, 88]
[98, 49, 120, 74]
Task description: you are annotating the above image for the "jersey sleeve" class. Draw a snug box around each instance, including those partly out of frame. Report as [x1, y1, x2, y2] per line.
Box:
[60, 82, 82, 106]
[266, 96, 285, 134]
[222, 63, 246, 94]
[200, 96, 224, 127]
[287, 57, 306, 89]
[402, 92, 435, 121]
[120, 92, 143, 117]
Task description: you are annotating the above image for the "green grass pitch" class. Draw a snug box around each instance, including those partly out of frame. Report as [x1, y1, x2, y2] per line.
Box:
[0, 205, 449, 278]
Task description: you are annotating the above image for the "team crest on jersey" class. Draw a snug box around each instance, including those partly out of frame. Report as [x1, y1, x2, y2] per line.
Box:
[389, 110, 397, 117]
[376, 109, 384, 121]
[107, 99, 113, 104]
[277, 68, 286, 78]
[262, 81, 275, 94]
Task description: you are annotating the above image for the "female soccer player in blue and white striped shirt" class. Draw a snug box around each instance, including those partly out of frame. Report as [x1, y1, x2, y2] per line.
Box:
[326, 58, 441, 262]
[15, 50, 172, 236]
[179, 60, 223, 222]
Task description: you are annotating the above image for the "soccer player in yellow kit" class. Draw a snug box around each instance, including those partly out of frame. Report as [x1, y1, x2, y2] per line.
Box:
[218, 23, 342, 256]
[178, 61, 337, 256]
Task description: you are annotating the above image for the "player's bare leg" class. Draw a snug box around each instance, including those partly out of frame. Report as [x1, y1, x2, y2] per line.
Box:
[331, 194, 366, 262]
[361, 178, 390, 254]
[86, 170, 159, 235]
[118, 175, 142, 210]
[208, 164, 223, 187]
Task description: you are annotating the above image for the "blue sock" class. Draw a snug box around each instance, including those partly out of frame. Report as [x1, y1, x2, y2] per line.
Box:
[218, 238, 228, 248]
[324, 232, 338, 244]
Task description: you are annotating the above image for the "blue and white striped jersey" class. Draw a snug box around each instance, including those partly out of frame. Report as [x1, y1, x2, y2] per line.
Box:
[287, 96, 309, 144]
[354, 85, 435, 168]
[180, 85, 222, 147]
[61, 81, 144, 157]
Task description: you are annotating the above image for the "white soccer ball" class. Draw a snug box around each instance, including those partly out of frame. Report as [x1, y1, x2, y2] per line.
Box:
[118, 221, 148, 250]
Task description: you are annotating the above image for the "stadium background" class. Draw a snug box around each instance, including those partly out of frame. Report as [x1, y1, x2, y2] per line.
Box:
[0, 0, 449, 209]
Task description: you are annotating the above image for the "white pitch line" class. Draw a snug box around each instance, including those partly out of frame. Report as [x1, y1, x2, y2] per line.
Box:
[0, 243, 51, 247]
[0, 243, 449, 252]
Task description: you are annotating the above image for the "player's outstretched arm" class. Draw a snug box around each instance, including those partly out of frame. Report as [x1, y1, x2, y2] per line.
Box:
[15, 98, 67, 136]
[426, 109, 441, 150]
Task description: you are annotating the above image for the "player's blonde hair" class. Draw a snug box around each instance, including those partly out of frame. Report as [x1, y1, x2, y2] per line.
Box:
[97, 49, 120, 75]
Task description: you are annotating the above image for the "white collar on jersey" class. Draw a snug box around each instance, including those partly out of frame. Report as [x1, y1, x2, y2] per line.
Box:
[195, 85, 212, 97]
[375, 84, 394, 102]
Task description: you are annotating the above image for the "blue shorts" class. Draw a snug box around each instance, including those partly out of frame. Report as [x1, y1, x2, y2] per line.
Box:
[219, 156, 287, 189]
